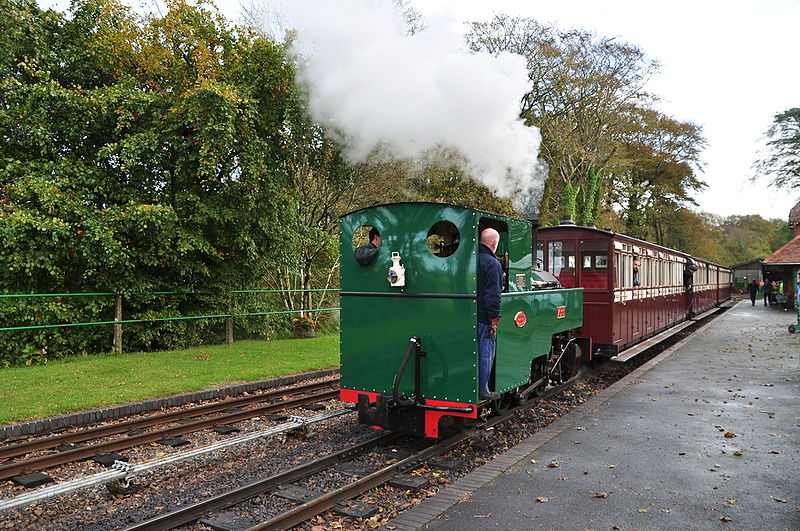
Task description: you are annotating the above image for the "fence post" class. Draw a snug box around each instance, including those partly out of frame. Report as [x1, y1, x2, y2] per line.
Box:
[226, 295, 234, 344]
[114, 295, 123, 354]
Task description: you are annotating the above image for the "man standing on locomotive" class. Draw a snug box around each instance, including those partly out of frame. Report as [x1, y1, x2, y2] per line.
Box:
[478, 228, 502, 401]
[353, 227, 381, 266]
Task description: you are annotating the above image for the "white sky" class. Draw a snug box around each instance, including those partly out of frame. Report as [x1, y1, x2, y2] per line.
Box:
[38, 0, 800, 220]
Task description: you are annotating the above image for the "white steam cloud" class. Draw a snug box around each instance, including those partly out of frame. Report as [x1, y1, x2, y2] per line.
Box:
[279, 0, 543, 211]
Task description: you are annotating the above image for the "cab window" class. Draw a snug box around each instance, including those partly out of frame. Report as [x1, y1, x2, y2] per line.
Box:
[479, 218, 510, 292]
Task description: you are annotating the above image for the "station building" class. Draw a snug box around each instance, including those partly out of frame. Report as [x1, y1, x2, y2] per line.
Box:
[731, 258, 764, 289]
[762, 201, 800, 309]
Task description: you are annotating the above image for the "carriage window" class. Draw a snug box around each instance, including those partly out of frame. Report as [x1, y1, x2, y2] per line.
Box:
[427, 220, 460, 258]
[621, 254, 633, 287]
[536, 242, 544, 269]
[580, 240, 608, 290]
[632, 256, 641, 287]
[548, 240, 576, 288]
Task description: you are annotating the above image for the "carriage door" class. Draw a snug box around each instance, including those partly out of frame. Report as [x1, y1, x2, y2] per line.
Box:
[579, 239, 610, 345]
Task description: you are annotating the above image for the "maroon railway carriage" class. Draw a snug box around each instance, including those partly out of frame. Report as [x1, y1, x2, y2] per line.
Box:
[537, 220, 732, 360]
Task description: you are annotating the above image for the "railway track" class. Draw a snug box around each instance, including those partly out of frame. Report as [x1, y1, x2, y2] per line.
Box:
[119, 308, 729, 530]
[123, 373, 588, 531]
[0, 380, 340, 481]
[0, 307, 729, 529]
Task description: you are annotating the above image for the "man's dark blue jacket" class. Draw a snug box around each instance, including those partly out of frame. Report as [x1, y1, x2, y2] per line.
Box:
[478, 243, 503, 324]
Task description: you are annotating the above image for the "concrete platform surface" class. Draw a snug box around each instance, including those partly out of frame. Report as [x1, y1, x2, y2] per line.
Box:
[388, 301, 799, 530]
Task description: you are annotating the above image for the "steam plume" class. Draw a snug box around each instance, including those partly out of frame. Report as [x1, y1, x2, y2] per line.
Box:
[278, 0, 543, 212]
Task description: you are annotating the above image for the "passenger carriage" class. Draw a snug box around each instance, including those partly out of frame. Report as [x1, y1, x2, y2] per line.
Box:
[537, 218, 733, 361]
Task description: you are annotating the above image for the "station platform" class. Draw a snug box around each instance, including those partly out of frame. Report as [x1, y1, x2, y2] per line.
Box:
[383, 301, 799, 530]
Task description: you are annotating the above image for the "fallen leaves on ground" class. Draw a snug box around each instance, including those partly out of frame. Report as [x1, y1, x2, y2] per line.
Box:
[536, 496, 549, 503]
[591, 491, 609, 498]
[719, 515, 733, 522]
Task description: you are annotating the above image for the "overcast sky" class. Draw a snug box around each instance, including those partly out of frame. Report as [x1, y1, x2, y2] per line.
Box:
[38, 0, 800, 220]
[418, 0, 800, 221]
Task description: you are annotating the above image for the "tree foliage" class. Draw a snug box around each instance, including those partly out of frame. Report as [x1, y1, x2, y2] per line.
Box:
[653, 210, 791, 266]
[1, 2, 788, 366]
[608, 106, 706, 241]
[466, 15, 662, 224]
[753, 107, 800, 191]
[0, 0, 300, 363]
[464, 15, 712, 234]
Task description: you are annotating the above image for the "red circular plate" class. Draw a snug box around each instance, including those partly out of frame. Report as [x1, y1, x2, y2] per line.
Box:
[514, 311, 527, 327]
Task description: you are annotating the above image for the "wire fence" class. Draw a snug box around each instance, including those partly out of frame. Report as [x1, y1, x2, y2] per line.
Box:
[0, 289, 341, 354]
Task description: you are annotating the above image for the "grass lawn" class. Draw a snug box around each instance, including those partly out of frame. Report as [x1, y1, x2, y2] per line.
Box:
[0, 334, 340, 424]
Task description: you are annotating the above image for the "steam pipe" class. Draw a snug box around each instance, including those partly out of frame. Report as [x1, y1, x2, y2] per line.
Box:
[528, 218, 540, 271]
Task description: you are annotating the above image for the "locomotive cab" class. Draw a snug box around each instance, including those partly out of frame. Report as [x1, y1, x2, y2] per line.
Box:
[339, 203, 585, 438]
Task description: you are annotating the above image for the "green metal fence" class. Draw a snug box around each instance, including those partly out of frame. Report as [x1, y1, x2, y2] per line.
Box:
[0, 289, 340, 354]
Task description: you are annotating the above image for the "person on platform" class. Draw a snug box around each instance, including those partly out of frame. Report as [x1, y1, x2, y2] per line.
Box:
[353, 227, 381, 266]
[747, 279, 759, 306]
[477, 228, 503, 401]
[763, 278, 774, 306]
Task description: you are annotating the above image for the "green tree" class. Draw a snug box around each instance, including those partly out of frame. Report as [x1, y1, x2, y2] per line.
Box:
[753, 107, 800, 191]
[407, 165, 518, 217]
[0, 0, 297, 362]
[466, 15, 659, 224]
[608, 106, 706, 241]
[716, 214, 792, 264]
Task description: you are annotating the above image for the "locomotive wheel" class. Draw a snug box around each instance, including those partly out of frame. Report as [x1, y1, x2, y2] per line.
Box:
[529, 359, 549, 397]
[515, 388, 530, 406]
[491, 392, 515, 415]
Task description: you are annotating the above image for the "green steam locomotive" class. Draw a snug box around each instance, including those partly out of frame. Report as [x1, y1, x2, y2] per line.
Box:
[338, 202, 587, 438]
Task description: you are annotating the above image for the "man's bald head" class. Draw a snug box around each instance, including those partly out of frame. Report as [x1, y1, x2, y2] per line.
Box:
[480, 228, 500, 253]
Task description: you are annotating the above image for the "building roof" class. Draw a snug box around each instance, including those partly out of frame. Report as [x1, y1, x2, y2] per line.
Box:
[730, 258, 764, 269]
[763, 233, 800, 266]
[790, 201, 800, 227]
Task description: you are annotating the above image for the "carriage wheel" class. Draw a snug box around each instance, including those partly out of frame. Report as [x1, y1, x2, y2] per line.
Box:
[790, 325, 797, 334]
